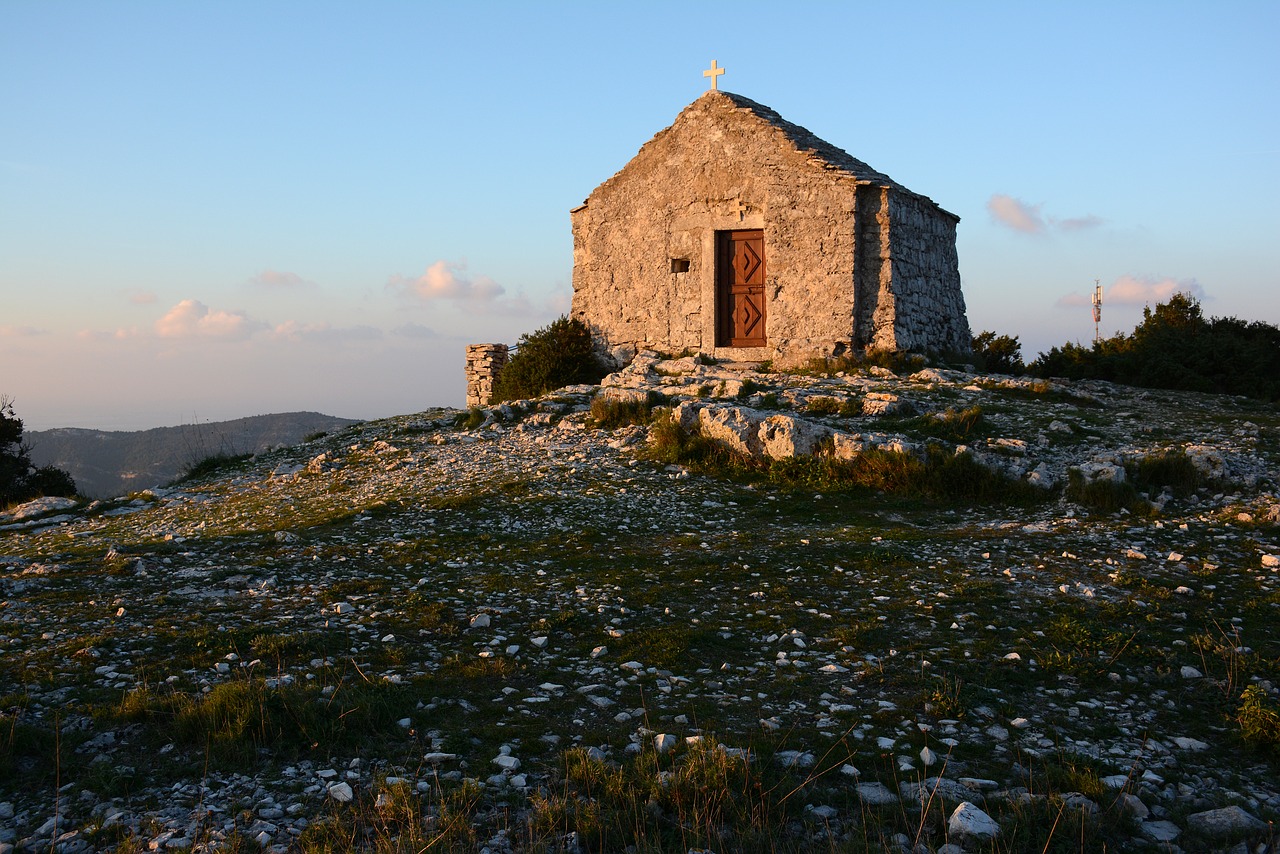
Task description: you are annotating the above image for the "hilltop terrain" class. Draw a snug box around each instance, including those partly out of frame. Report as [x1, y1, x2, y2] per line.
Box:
[2, 357, 1279, 852]
[25, 413, 361, 499]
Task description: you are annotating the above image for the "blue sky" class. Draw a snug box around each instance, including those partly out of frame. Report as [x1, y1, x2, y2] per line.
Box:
[3, 1, 1277, 430]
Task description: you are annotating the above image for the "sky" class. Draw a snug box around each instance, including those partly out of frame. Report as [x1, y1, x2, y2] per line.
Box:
[2, 2, 1277, 431]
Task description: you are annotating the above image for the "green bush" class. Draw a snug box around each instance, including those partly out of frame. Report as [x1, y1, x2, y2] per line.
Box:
[0, 396, 77, 506]
[971, 330, 1025, 375]
[1238, 685, 1280, 752]
[1029, 293, 1280, 400]
[490, 316, 607, 403]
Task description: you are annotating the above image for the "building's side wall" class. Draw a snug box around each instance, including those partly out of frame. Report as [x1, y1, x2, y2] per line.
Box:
[871, 191, 970, 353]
[571, 98, 860, 365]
[853, 185, 892, 350]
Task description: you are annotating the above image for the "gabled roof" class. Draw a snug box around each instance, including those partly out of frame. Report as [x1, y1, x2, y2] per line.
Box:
[585, 90, 957, 221]
[702, 90, 904, 189]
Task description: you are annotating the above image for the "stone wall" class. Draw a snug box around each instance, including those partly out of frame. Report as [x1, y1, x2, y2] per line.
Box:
[570, 90, 970, 365]
[465, 343, 508, 408]
[880, 191, 970, 353]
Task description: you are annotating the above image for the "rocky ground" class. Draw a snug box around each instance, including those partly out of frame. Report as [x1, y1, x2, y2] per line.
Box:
[2, 356, 1279, 852]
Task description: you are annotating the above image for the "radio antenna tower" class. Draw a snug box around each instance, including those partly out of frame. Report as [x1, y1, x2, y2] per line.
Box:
[1091, 279, 1103, 344]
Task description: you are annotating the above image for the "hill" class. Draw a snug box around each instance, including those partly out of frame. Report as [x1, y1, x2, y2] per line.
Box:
[2, 358, 1279, 852]
[25, 411, 360, 498]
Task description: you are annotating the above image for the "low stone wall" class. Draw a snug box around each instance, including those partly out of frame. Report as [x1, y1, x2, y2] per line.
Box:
[465, 343, 508, 408]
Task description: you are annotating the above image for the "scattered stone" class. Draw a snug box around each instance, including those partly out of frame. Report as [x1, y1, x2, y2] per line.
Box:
[899, 777, 982, 806]
[948, 801, 1000, 841]
[1185, 805, 1267, 837]
[855, 782, 898, 806]
[1141, 820, 1181, 842]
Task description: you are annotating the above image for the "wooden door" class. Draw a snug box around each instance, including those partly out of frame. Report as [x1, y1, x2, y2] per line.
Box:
[717, 229, 766, 347]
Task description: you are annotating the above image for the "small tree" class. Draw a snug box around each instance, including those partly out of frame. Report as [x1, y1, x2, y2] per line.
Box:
[0, 396, 77, 507]
[971, 331, 1024, 375]
[490, 316, 607, 403]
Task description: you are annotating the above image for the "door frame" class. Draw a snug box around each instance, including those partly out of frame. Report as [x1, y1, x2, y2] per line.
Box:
[715, 229, 767, 347]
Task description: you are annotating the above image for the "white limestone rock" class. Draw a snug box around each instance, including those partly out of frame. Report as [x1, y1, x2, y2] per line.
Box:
[948, 801, 999, 841]
[855, 782, 898, 806]
[757, 414, 831, 459]
[7, 497, 78, 520]
[1185, 805, 1266, 837]
[899, 777, 982, 806]
[492, 754, 521, 772]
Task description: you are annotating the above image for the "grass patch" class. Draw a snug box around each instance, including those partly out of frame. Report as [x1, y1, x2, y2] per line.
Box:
[590, 392, 662, 429]
[177, 452, 254, 483]
[454, 408, 485, 430]
[1237, 685, 1280, 753]
[1064, 469, 1149, 516]
[647, 411, 1042, 504]
[114, 676, 419, 768]
[1127, 448, 1210, 497]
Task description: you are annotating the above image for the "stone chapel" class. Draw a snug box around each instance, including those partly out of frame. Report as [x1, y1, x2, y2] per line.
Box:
[569, 89, 971, 367]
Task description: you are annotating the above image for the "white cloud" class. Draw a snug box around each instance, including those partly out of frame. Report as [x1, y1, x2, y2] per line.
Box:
[987, 194, 1045, 234]
[0, 325, 47, 337]
[273, 321, 382, 343]
[250, 269, 315, 289]
[1057, 275, 1206, 308]
[387, 260, 505, 301]
[128, 290, 158, 305]
[155, 299, 264, 339]
[392, 322, 439, 339]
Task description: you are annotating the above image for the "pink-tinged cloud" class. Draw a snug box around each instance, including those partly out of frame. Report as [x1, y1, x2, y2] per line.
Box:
[988, 194, 1103, 234]
[129, 291, 158, 305]
[1107, 274, 1205, 305]
[987, 194, 1045, 234]
[273, 321, 382, 343]
[1055, 214, 1103, 232]
[0, 325, 47, 337]
[387, 260, 505, 301]
[1057, 275, 1206, 308]
[250, 269, 315, 289]
[155, 299, 264, 339]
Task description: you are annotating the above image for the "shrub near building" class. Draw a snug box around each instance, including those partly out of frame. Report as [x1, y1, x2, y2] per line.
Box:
[490, 316, 608, 403]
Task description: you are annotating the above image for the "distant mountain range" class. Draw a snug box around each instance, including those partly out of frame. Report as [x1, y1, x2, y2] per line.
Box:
[26, 412, 361, 499]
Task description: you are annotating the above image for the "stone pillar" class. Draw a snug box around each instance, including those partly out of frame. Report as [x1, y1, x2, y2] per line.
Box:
[465, 343, 509, 408]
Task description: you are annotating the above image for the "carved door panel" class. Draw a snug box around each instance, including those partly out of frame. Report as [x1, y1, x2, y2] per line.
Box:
[717, 230, 766, 347]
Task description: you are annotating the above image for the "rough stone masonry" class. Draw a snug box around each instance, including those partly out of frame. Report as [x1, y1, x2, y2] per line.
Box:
[570, 90, 971, 367]
[465, 343, 508, 408]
